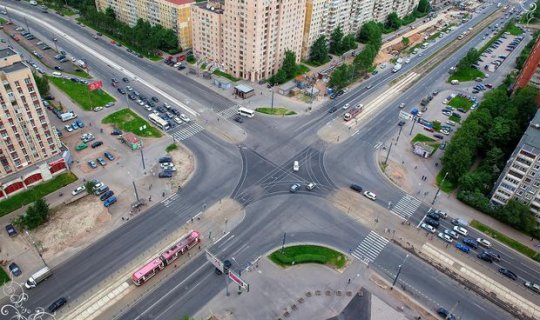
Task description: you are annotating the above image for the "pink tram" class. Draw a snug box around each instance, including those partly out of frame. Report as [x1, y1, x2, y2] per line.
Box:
[132, 230, 201, 286]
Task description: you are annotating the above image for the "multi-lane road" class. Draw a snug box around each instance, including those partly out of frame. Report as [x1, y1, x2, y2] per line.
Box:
[1, 0, 538, 319]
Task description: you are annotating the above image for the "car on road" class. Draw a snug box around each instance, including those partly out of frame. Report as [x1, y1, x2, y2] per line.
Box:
[328, 106, 337, 113]
[365, 84, 373, 89]
[306, 182, 316, 191]
[350, 184, 363, 193]
[424, 218, 439, 228]
[421, 223, 436, 233]
[8, 262, 22, 277]
[427, 212, 440, 221]
[174, 116, 183, 124]
[443, 229, 459, 239]
[463, 237, 479, 249]
[438, 232, 453, 243]
[96, 157, 106, 166]
[117, 88, 126, 95]
[289, 183, 301, 193]
[91, 141, 103, 148]
[72, 185, 86, 196]
[436, 307, 456, 320]
[75, 143, 87, 151]
[88, 160, 97, 169]
[159, 171, 173, 178]
[111, 129, 122, 136]
[104, 196, 117, 207]
[363, 191, 376, 200]
[483, 251, 501, 262]
[5, 224, 17, 237]
[477, 252, 493, 263]
[455, 242, 470, 253]
[48, 297, 67, 313]
[293, 161, 299, 172]
[398, 120, 406, 126]
[477, 238, 492, 248]
[122, 77, 129, 83]
[524, 281, 540, 294]
[179, 114, 191, 123]
[342, 103, 351, 110]
[398, 103, 405, 109]
[498, 268, 517, 280]
[104, 152, 115, 161]
[433, 209, 447, 219]
[233, 115, 243, 123]
[453, 226, 468, 236]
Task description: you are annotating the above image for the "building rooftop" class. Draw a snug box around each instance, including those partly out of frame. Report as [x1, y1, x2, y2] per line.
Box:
[521, 109, 540, 152]
[0, 61, 28, 74]
[0, 47, 17, 60]
[194, 1, 224, 13]
[166, 0, 194, 5]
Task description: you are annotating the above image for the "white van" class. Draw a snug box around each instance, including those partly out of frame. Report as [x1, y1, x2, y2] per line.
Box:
[52, 71, 62, 77]
[451, 79, 459, 85]
[293, 161, 299, 172]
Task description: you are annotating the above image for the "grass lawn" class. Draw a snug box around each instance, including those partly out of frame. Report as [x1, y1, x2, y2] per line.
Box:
[102, 108, 162, 138]
[411, 133, 435, 144]
[213, 70, 240, 82]
[47, 77, 115, 111]
[436, 171, 456, 192]
[256, 107, 296, 116]
[448, 67, 485, 82]
[507, 24, 523, 36]
[470, 220, 540, 262]
[0, 172, 78, 217]
[166, 143, 177, 152]
[448, 95, 474, 111]
[149, 56, 162, 62]
[269, 245, 346, 269]
[72, 69, 92, 79]
[0, 17, 6, 24]
[449, 115, 461, 123]
[432, 120, 441, 132]
[0, 267, 10, 286]
[295, 64, 310, 76]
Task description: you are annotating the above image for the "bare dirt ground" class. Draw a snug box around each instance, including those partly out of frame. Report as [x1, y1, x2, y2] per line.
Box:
[379, 158, 414, 194]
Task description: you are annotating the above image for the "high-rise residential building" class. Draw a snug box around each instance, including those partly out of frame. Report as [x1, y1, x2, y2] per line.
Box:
[302, 0, 332, 59]
[393, 0, 418, 18]
[95, 0, 194, 50]
[349, 0, 376, 33]
[372, 0, 394, 22]
[192, 0, 306, 81]
[491, 110, 540, 225]
[0, 48, 61, 177]
[513, 35, 540, 104]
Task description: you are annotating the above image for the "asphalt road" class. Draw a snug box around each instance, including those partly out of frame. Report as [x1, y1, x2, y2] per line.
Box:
[1, 0, 537, 319]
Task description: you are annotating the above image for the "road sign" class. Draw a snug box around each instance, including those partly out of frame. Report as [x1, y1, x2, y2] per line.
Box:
[205, 250, 224, 273]
[228, 270, 249, 291]
[399, 110, 413, 121]
[88, 80, 103, 91]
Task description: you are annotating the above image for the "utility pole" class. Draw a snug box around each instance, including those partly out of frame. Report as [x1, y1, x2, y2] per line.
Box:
[432, 171, 448, 205]
[24, 17, 31, 34]
[396, 123, 403, 143]
[270, 86, 275, 110]
[409, 116, 417, 136]
[25, 231, 48, 268]
[281, 232, 287, 253]
[384, 137, 394, 165]
[132, 181, 140, 202]
[140, 148, 146, 170]
[391, 254, 409, 289]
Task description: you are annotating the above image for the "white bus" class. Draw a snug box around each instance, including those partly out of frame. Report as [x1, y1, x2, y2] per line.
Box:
[148, 113, 170, 130]
[238, 107, 255, 118]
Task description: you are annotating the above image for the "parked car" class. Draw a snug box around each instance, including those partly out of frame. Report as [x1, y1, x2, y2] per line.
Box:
[100, 190, 114, 201]
[306, 182, 316, 191]
[96, 157, 106, 166]
[104, 196, 117, 207]
[8, 262, 22, 277]
[363, 191, 377, 200]
[5, 224, 17, 237]
[159, 156, 172, 163]
[72, 185, 86, 196]
[158, 171, 173, 178]
[438, 232, 453, 243]
[289, 183, 301, 193]
[87, 160, 97, 169]
[424, 218, 440, 228]
[350, 184, 363, 193]
[453, 226, 468, 236]
[436, 307, 456, 320]
[122, 77, 129, 82]
[455, 242, 470, 253]
[111, 129, 122, 136]
[443, 229, 459, 239]
[91, 141, 103, 148]
[104, 152, 115, 161]
[75, 143, 88, 151]
[477, 252, 493, 263]
[421, 223, 436, 233]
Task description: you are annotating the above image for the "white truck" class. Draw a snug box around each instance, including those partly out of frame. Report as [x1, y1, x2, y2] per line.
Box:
[75, 59, 87, 68]
[60, 112, 77, 122]
[25, 266, 52, 289]
[392, 63, 402, 73]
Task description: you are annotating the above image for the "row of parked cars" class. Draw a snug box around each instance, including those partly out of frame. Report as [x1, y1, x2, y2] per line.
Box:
[158, 156, 176, 178]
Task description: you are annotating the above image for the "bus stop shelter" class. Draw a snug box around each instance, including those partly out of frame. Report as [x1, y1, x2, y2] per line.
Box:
[234, 84, 255, 99]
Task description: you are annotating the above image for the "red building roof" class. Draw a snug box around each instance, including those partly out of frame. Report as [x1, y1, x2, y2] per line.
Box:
[166, 0, 193, 5]
[514, 35, 540, 104]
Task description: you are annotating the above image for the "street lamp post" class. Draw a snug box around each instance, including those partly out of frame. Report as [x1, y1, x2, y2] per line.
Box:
[409, 116, 417, 136]
[396, 123, 403, 143]
[270, 85, 275, 110]
[384, 137, 394, 165]
[25, 231, 48, 268]
[391, 254, 409, 290]
[432, 171, 449, 205]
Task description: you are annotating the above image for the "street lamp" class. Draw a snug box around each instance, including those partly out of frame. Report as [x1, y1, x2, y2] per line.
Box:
[391, 254, 409, 289]
[25, 230, 48, 268]
[432, 171, 448, 205]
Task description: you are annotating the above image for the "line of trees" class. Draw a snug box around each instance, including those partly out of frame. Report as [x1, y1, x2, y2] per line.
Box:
[328, 27, 358, 56]
[33, 72, 50, 96]
[441, 83, 539, 236]
[268, 50, 300, 85]
[383, 0, 431, 33]
[327, 21, 383, 90]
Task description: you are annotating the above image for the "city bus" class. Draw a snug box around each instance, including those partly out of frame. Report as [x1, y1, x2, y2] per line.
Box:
[132, 230, 201, 286]
[148, 113, 170, 130]
[238, 107, 255, 118]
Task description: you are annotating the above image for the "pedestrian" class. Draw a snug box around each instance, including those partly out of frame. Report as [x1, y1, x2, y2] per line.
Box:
[198, 245, 201, 250]
[348, 278, 351, 284]
[414, 166, 417, 169]
[174, 264, 177, 268]
[122, 217, 125, 221]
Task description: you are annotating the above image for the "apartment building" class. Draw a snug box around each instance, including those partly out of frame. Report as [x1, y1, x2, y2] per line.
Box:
[393, 0, 418, 18]
[349, 0, 376, 33]
[491, 111, 540, 225]
[192, 0, 306, 81]
[372, 0, 394, 22]
[513, 35, 540, 104]
[0, 48, 70, 200]
[95, 0, 193, 49]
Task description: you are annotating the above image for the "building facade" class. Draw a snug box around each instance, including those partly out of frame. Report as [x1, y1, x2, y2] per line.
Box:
[192, 0, 306, 81]
[491, 111, 540, 225]
[513, 35, 540, 104]
[95, 0, 194, 50]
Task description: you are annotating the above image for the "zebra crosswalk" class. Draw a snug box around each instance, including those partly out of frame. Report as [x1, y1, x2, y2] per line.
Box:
[218, 106, 239, 119]
[171, 123, 205, 141]
[391, 194, 422, 219]
[351, 231, 388, 264]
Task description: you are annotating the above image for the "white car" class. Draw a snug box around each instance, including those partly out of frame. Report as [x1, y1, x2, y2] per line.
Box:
[306, 182, 316, 190]
[179, 113, 191, 123]
[342, 103, 351, 110]
[477, 238, 492, 248]
[421, 223, 436, 233]
[453, 226, 468, 236]
[363, 191, 376, 201]
[93, 106, 104, 112]
[434, 209, 448, 219]
[72, 185, 86, 196]
[174, 117, 183, 124]
[443, 229, 459, 239]
[64, 125, 73, 132]
[441, 129, 450, 135]
[438, 232, 453, 243]
[293, 161, 299, 172]
[160, 162, 173, 168]
[126, 86, 133, 91]
[405, 58, 411, 64]
[398, 103, 405, 109]
[163, 165, 176, 171]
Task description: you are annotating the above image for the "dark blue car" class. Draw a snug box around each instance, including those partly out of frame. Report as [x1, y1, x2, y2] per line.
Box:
[463, 237, 479, 249]
[104, 196, 117, 207]
[455, 242, 470, 253]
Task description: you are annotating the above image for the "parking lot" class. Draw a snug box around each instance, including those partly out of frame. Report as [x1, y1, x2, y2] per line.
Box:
[478, 30, 524, 74]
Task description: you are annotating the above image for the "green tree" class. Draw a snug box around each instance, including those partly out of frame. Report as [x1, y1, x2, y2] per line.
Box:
[402, 37, 410, 46]
[329, 27, 344, 55]
[459, 171, 493, 194]
[281, 50, 297, 79]
[18, 199, 50, 230]
[328, 64, 349, 90]
[416, 0, 431, 14]
[341, 34, 358, 53]
[309, 35, 329, 65]
[513, 86, 538, 129]
[33, 72, 50, 96]
[385, 12, 401, 30]
[357, 21, 382, 44]
[85, 181, 97, 195]
[105, 7, 116, 20]
[273, 69, 287, 84]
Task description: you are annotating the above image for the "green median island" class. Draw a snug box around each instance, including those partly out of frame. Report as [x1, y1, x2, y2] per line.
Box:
[102, 108, 162, 138]
[269, 245, 346, 269]
[47, 76, 115, 111]
[256, 107, 297, 116]
[448, 95, 474, 111]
